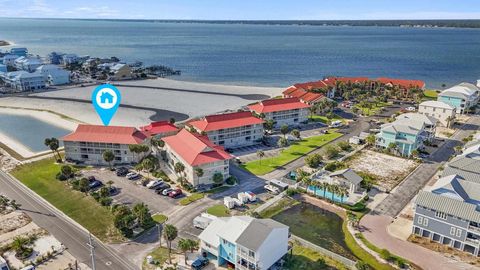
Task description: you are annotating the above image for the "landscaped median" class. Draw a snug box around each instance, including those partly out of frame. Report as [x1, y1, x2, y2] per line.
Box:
[11, 157, 123, 242]
[178, 193, 204, 206]
[241, 132, 342, 175]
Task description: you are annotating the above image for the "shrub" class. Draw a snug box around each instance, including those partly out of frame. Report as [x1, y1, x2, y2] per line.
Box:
[226, 176, 237, 185]
[55, 172, 68, 181]
[99, 197, 112, 206]
[396, 258, 406, 268]
[286, 188, 298, 196]
[323, 161, 346, 172]
[379, 249, 392, 261]
[323, 145, 340, 159]
[337, 141, 352, 151]
[355, 261, 371, 270]
[305, 153, 322, 168]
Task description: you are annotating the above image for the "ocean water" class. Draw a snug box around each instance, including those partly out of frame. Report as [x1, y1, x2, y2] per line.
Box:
[1, 18, 480, 88]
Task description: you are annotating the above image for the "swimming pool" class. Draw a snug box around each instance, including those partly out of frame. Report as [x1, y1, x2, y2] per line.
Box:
[307, 185, 348, 203]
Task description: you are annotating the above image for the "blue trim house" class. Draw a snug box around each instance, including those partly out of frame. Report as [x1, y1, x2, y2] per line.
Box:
[199, 216, 289, 270]
[375, 113, 436, 157]
[438, 83, 479, 114]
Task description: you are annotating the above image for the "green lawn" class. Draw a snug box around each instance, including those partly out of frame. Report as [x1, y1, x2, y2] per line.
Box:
[354, 102, 389, 116]
[143, 247, 170, 269]
[178, 193, 205, 206]
[259, 197, 299, 218]
[242, 132, 342, 175]
[11, 158, 122, 242]
[152, 214, 168, 224]
[206, 204, 231, 217]
[203, 185, 230, 194]
[310, 114, 345, 124]
[423, 89, 439, 99]
[284, 242, 349, 270]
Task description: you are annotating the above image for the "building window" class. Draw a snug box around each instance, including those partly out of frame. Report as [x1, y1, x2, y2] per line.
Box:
[423, 218, 428, 227]
[248, 250, 255, 257]
[456, 229, 462, 237]
[450, 227, 456, 236]
[435, 211, 448, 220]
[417, 216, 423, 224]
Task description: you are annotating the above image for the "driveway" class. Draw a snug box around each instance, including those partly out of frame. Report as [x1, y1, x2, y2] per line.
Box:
[360, 214, 476, 270]
[82, 169, 178, 214]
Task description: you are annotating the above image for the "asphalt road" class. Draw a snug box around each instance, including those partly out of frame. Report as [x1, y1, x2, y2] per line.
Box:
[0, 170, 138, 270]
[374, 115, 480, 217]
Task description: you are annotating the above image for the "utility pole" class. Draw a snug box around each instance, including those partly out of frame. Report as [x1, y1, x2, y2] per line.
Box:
[158, 223, 163, 247]
[87, 233, 96, 270]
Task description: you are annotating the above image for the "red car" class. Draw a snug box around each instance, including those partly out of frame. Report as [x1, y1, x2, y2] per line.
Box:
[168, 189, 182, 198]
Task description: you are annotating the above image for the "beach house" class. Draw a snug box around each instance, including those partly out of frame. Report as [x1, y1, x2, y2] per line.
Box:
[140, 121, 179, 139]
[375, 113, 436, 156]
[413, 174, 480, 256]
[110, 63, 133, 80]
[14, 56, 44, 72]
[438, 83, 480, 114]
[418, 100, 456, 127]
[248, 97, 310, 128]
[0, 71, 46, 92]
[35, 64, 71, 85]
[283, 80, 330, 103]
[187, 111, 264, 149]
[9, 47, 28, 57]
[62, 124, 149, 165]
[199, 215, 289, 270]
[162, 129, 233, 187]
[61, 54, 79, 65]
[2, 54, 19, 67]
[376, 77, 426, 97]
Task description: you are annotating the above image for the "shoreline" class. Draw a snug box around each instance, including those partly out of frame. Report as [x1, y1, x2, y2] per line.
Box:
[0, 40, 13, 47]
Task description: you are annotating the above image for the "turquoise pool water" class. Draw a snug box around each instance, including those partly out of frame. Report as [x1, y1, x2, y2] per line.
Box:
[307, 185, 348, 203]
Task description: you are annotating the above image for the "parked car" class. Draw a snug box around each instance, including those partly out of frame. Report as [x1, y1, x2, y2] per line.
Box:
[406, 106, 416, 112]
[329, 120, 343, 128]
[116, 167, 129, 176]
[126, 172, 141, 180]
[191, 257, 209, 270]
[264, 184, 280, 194]
[154, 183, 170, 192]
[108, 186, 119, 195]
[162, 188, 174, 196]
[88, 179, 103, 190]
[168, 189, 183, 198]
[147, 180, 163, 189]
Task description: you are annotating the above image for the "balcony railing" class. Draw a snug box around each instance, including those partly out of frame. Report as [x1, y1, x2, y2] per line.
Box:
[468, 225, 480, 234]
[465, 237, 480, 246]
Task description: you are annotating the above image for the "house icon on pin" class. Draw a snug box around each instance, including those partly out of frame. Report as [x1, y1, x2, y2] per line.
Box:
[100, 91, 114, 104]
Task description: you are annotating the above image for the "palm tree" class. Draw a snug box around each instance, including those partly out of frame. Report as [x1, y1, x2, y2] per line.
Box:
[291, 129, 301, 140]
[302, 177, 313, 193]
[319, 182, 329, 199]
[187, 239, 199, 253]
[256, 150, 265, 165]
[174, 162, 186, 183]
[163, 224, 178, 264]
[280, 124, 290, 139]
[142, 158, 155, 178]
[178, 238, 191, 265]
[103, 150, 115, 169]
[327, 184, 337, 202]
[44, 137, 61, 160]
[11, 236, 29, 255]
[308, 106, 317, 120]
[338, 186, 349, 203]
[194, 167, 204, 179]
[365, 134, 376, 146]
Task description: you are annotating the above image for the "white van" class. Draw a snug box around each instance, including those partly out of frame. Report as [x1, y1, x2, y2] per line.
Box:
[329, 120, 343, 128]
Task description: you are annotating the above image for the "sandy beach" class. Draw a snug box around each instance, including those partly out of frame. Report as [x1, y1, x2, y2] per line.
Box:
[0, 78, 284, 158]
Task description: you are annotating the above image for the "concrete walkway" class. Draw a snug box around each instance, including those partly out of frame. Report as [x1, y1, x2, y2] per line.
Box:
[360, 214, 476, 270]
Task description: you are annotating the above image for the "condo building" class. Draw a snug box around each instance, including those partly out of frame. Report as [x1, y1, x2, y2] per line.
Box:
[188, 111, 264, 149]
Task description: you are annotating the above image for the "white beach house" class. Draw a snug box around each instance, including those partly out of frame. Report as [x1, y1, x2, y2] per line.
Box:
[36, 64, 71, 85]
[418, 100, 456, 127]
[199, 216, 289, 270]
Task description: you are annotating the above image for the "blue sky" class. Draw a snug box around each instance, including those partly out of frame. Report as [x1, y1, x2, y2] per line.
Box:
[1, 0, 479, 20]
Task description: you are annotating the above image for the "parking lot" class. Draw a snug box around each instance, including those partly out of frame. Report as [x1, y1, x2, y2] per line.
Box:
[79, 168, 180, 214]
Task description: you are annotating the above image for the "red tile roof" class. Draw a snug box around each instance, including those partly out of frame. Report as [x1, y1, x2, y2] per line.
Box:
[188, 111, 264, 132]
[323, 77, 370, 86]
[62, 124, 147, 144]
[140, 121, 179, 136]
[248, 97, 310, 113]
[162, 129, 233, 166]
[282, 87, 325, 103]
[376, 77, 425, 89]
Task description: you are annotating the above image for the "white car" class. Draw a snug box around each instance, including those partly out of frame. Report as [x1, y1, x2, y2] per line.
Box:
[329, 120, 343, 128]
[126, 172, 141, 180]
[264, 184, 280, 194]
[406, 106, 416, 111]
[146, 180, 163, 189]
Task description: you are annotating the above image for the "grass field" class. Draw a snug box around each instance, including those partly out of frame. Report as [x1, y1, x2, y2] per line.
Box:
[143, 247, 171, 269]
[423, 89, 439, 99]
[259, 197, 299, 218]
[11, 158, 122, 242]
[178, 193, 204, 206]
[310, 114, 345, 124]
[354, 102, 389, 116]
[152, 214, 168, 224]
[206, 204, 231, 217]
[241, 132, 342, 175]
[284, 242, 349, 270]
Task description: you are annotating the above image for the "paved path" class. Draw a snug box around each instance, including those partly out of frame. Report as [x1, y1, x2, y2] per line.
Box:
[0, 170, 138, 270]
[360, 214, 477, 270]
[374, 115, 480, 217]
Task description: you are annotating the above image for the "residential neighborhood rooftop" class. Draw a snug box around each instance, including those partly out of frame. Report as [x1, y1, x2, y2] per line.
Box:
[62, 124, 148, 144]
[140, 121, 179, 136]
[247, 97, 310, 113]
[162, 129, 232, 166]
[188, 111, 264, 132]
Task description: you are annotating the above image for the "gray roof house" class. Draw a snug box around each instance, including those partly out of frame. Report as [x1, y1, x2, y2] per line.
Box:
[413, 172, 480, 255]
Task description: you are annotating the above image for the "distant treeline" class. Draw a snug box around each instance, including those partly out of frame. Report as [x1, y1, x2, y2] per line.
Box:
[30, 18, 480, 28]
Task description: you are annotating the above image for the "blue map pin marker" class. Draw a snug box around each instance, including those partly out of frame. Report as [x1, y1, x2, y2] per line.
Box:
[92, 84, 121, 126]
